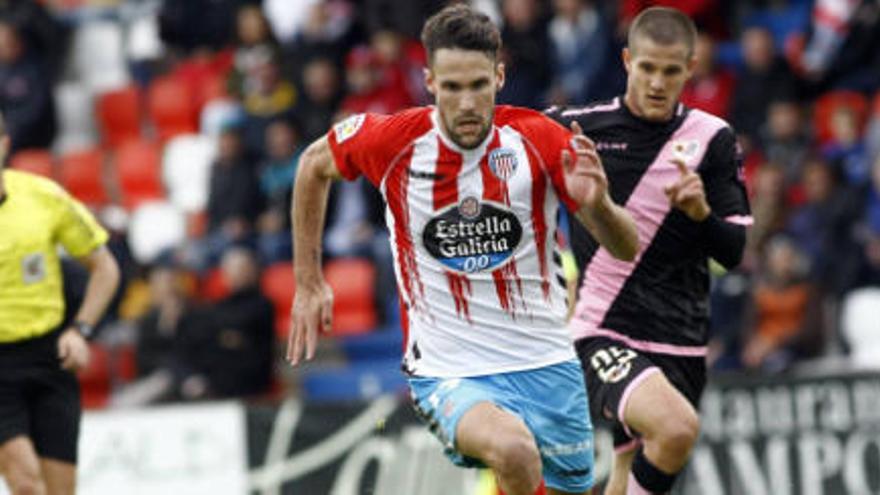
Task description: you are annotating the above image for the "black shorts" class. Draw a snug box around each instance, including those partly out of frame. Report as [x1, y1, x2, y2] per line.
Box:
[0, 328, 81, 463]
[575, 336, 706, 451]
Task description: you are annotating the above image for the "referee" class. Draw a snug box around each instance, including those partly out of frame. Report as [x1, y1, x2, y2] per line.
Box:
[0, 113, 119, 495]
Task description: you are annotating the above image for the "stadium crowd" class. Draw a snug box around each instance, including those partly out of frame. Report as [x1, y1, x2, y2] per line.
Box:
[2, 0, 879, 406]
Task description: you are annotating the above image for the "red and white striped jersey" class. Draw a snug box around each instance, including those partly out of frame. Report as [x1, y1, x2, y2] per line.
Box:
[328, 105, 580, 377]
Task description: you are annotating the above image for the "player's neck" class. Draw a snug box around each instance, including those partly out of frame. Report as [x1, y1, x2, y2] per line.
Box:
[623, 92, 676, 123]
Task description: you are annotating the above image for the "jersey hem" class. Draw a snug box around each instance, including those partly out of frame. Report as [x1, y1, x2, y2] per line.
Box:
[572, 328, 708, 357]
[407, 349, 578, 379]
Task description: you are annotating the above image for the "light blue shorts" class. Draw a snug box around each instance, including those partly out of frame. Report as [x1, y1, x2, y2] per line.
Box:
[408, 360, 594, 493]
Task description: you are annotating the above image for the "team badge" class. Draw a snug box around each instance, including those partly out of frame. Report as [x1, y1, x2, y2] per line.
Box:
[22, 253, 46, 284]
[671, 139, 701, 163]
[458, 196, 481, 219]
[488, 148, 518, 180]
[333, 114, 365, 143]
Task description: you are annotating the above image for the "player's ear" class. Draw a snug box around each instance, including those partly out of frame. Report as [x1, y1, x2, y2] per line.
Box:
[495, 62, 505, 91]
[685, 53, 697, 78]
[622, 47, 632, 74]
[424, 67, 436, 96]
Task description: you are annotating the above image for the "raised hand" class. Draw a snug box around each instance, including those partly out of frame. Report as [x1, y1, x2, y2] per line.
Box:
[561, 121, 609, 209]
[664, 158, 711, 221]
[286, 280, 334, 366]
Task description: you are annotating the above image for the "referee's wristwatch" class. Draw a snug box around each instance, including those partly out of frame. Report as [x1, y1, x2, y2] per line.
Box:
[72, 320, 95, 339]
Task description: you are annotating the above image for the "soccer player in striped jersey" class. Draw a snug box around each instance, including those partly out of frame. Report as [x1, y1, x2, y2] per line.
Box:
[286, 5, 639, 495]
[547, 7, 752, 495]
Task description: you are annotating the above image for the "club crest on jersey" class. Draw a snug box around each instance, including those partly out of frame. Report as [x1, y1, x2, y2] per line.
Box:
[671, 139, 701, 163]
[488, 148, 518, 181]
[333, 114, 365, 143]
[422, 200, 523, 274]
[459, 196, 481, 219]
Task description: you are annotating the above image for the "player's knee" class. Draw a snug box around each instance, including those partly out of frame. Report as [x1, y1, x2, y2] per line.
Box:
[488, 431, 542, 483]
[654, 409, 700, 459]
[7, 467, 46, 495]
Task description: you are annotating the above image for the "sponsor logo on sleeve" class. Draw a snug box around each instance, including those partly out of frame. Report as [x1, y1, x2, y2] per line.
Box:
[671, 139, 701, 164]
[333, 114, 366, 143]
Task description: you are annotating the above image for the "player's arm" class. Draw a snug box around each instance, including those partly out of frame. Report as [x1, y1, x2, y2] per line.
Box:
[666, 128, 749, 269]
[698, 212, 747, 269]
[287, 136, 341, 365]
[70, 246, 120, 330]
[667, 128, 752, 269]
[58, 246, 120, 371]
[572, 197, 638, 262]
[563, 122, 639, 261]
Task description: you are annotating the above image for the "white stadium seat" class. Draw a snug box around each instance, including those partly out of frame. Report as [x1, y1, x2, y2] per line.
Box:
[199, 99, 244, 138]
[127, 201, 187, 264]
[52, 81, 98, 154]
[841, 287, 880, 367]
[162, 134, 218, 213]
[71, 21, 130, 93]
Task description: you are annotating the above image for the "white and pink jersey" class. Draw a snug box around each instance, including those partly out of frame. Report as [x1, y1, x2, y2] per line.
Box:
[328, 106, 580, 377]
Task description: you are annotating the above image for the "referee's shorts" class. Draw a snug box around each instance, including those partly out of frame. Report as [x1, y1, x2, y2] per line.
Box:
[0, 327, 81, 463]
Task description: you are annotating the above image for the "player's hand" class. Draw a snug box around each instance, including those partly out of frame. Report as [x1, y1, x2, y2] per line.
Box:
[58, 328, 91, 371]
[561, 121, 609, 210]
[664, 158, 711, 221]
[286, 280, 334, 366]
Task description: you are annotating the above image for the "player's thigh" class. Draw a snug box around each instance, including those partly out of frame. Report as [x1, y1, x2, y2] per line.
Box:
[455, 401, 535, 463]
[0, 371, 30, 453]
[0, 435, 44, 490]
[575, 337, 657, 427]
[516, 360, 594, 494]
[40, 458, 76, 495]
[620, 371, 698, 440]
[29, 368, 81, 464]
[409, 376, 514, 468]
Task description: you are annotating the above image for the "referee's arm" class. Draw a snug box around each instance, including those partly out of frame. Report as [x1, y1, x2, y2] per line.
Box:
[58, 246, 119, 370]
[70, 246, 119, 332]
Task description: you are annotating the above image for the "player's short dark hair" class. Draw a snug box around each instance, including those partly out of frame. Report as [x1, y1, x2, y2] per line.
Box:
[628, 7, 697, 58]
[421, 4, 501, 64]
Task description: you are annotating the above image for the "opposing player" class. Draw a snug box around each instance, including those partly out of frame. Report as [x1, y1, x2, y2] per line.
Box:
[547, 7, 751, 495]
[286, 5, 638, 495]
[0, 112, 120, 495]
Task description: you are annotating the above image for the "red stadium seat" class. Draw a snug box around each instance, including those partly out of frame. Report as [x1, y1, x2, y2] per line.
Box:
[201, 73, 230, 106]
[96, 85, 142, 147]
[114, 343, 138, 383]
[115, 139, 163, 209]
[148, 76, 198, 142]
[260, 262, 295, 339]
[200, 267, 229, 302]
[324, 258, 377, 335]
[58, 148, 108, 206]
[9, 149, 54, 178]
[78, 343, 111, 409]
